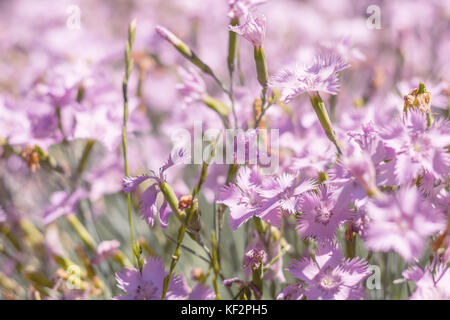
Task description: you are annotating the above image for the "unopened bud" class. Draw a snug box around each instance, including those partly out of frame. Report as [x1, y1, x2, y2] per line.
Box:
[254, 46, 269, 88]
[201, 95, 230, 117]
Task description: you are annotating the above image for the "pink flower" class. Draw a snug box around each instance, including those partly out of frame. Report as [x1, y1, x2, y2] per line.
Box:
[286, 243, 369, 300]
[329, 123, 397, 201]
[269, 53, 350, 103]
[276, 283, 306, 300]
[188, 284, 216, 300]
[42, 189, 87, 225]
[176, 67, 206, 106]
[403, 263, 450, 300]
[115, 258, 188, 300]
[228, 0, 266, 19]
[381, 111, 450, 185]
[218, 166, 265, 230]
[340, 147, 380, 197]
[229, 13, 266, 47]
[243, 231, 286, 282]
[122, 148, 190, 228]
[365, 187, 445, 262]
[115, 258, 214, 300]
[258, 173, 316, 227]
[91, 240, 120, 265]
[297, 186, 351, 243]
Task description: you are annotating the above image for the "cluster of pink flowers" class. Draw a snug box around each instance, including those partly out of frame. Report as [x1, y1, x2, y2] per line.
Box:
[0, 0, 448, 300]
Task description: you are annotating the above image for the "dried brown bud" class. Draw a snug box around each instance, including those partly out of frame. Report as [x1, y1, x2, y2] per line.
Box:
[403, 83, 432, 114]
[20, 146, 40, 172]
[253, 98, 264, 128]
[178, 194, 193, 210]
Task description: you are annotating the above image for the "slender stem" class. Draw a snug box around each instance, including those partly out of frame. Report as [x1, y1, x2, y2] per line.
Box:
[160, 173, 206, 299]
[74, 139, 95, 181]
[263, 244, 290, 271]
[164, 233, 210, 264]
[161, 207, 195, 299]
[254, 102, 274, 129]
[66, 214, 96, 251]
[228, 18, 239, 127]
[161, 143, 217, 299]
[122, 20, 137, 266]
[211, 231, 221, 300]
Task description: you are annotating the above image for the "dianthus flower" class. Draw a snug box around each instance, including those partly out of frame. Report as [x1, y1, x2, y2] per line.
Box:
[365, 187, 445, 262]
[269, 53, 349, 103]
[286, 243, 369, 300]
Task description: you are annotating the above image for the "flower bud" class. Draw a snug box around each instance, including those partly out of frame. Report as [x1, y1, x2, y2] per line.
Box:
[309, 93, 342, 154]
[200, 95, 230, 117]
[156, 26, 214, 76]
[254, 46, 269, 88]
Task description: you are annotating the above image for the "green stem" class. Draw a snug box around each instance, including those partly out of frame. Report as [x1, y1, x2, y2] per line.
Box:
[161, 148, 215, 299]
[228, 17, 239, 127]
[211, 231, 221, 300]
[263, 244, 290, 271]
[66, 214, 96, 251]
[252, 262, 263, 300]
[161, 208, 195, 299]
[74, 139, 95, 180]
[122, 20, 137, 266]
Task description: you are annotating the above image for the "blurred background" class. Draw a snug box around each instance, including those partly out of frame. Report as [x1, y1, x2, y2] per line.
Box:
[0, 0, 449, 299]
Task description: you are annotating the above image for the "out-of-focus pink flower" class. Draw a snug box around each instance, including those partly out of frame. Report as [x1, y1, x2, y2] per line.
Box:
[381, 111, 450, 185]
[365, 187, 445, 262]
[403, 263, 450, 300]
[269, 53, 350, 103]
[341, 147, 379, 197]
[228, 0, 266, 19]
[229, 12, 266, 47]
[176, 67, 206, 106]
[31, 62, 89, 109]
[92, 240, 120, 265]
[42, 189, 87, 225]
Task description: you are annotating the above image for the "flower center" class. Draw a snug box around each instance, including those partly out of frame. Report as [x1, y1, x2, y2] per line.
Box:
[241, 188, 262, 208]
[318, 269, 341, 292]
[136, 281, 159, 300]
[314, 205, 333, 225]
